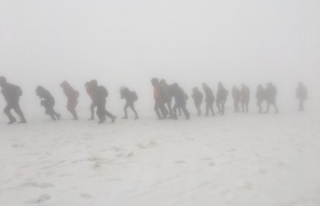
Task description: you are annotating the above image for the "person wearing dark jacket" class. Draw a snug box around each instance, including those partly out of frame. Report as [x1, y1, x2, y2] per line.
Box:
[296, 82, 308, 111]
[256, 85, 265, 113]
[0, 76, 27, 124]
[85, 82, 96, 120]
[160, 79, 173, 118]
[202, 83, 215, 116]
[120, 86, 139, 119]
[216, 82, 228, 115]
[192, 87, 203, 116]
[171, 83, 190, 120]
[240, 84, 250, 113]
[151, 78, 167, 119]
[60, 81, 79, 120]
[232, 86, 241, 113]
[36, 86, 61, 120]
[265, 83, 279, 113]
[90, 80, 116, 124]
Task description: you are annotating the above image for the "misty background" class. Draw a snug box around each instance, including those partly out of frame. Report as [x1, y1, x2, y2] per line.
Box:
[0, 0, 319, 119]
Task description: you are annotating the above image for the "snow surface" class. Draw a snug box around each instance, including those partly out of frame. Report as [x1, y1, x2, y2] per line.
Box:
[1, 108, 320, 206]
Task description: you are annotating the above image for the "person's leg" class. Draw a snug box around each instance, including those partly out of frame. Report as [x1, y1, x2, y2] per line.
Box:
[217, 101, 221, 114]
[123, 101, 129, 119]
[96, 101, 106, 124]
[4, 104, 16, 124]
[178, 107, 182, 116]
[130, 102, 139, 119]
[12, 101, 27, 123]
[160, 105, 167, 119]
[68, 101, 78, 120]
[221, 101, 225, 115]
[205, 102, 209, 116]
[89, 102, 95, 120]
[46, 105, 57, 120]
[167, 98, 173, 118]
[273, 103, 279, 113]
[209, 101, 215, 116]
[181, 104, 190, 119]
[265, 101, 270, 113]
[154, 103, 163, 119]
[172, 104, 178, 119]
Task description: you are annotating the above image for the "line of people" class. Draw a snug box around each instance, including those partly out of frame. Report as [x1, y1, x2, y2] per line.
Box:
[0, 76, 308, 125]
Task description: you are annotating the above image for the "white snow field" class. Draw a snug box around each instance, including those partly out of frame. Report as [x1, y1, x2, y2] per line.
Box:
[1, 109, 320, 206]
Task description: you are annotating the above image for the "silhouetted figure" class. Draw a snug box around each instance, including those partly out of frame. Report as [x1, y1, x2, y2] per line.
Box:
[60, 81, 79, 120]
[120, 86, 139, 119]
[216, 82, 228, 115]
[256, 85, 265, 113]
[296, 82, 308, 111]
[171, 83, 190, 120]
[202, 83, 215, 116]
[232, 86, 241, 113]
[151, 78, 167, 119]
[265, 83, 279, 113]
[36, 86, 61, 120]
[90, 80, 116, 124]
[85, 82, 96, 120]
[241, 84, 250, 113]
[0, 76, 26, 124]
[192, 87, 203, 116]
[160, 79, 173, 118]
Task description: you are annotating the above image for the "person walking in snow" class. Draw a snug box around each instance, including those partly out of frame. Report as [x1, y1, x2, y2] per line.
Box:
[191, 87, 203, 116]
[202, 83, 215, 116]
[216, 82, 228, 115]
[120, 86, 139, 119]
[85, 81, 97, 120]
[0, 76, 27, 124]
[296, 82, 308, 111]
[240, 84, 250, 113]
[60, 81, 79, 120]
[256, 85, 265, 113]
[171, 83, 190, 120]
[36, 86, 61, 121]
[265, 82, 279, 113]
[151, 78, 167, 119]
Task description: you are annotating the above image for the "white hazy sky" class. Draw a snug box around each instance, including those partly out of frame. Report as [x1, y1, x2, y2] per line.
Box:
[0, 0, 319, 115]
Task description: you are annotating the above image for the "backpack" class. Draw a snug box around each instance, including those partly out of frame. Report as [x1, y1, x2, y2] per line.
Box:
[99, 86, 108, 98]
[14, 85, 23, 97]
[132, 92, 138, 101]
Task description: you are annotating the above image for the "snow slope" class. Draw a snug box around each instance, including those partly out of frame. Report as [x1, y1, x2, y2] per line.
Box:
[0, 109, 320, 206]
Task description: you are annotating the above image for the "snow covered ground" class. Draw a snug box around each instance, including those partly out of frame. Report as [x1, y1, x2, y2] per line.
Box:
[1, 108, 320, 206]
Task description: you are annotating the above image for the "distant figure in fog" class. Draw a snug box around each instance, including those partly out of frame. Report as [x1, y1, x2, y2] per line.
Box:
[90, 80, 117, 124]
[151, 78, 167, 119]
[60, 81, 79, 120]
[0, 76, 27, 124]
[160, 79, 173, 118]
[171, 83, 190, 120]
[256, 85, 265, 113]
[265, 83, 279, 113]
[232, 86, 241, 113]
[36, 86, 61, 121]
[216, 82, 228, 115]
[85, 82, 96, 120]
[192, 87, 203, 116]
[241, 84, 250, 113]
[202, 83, 215, 116]
[120, 86, 139, 119]
[296, 82, 308, 111]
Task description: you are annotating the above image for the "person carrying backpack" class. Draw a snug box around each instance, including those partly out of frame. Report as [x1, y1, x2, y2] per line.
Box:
[216, 82, 228, 115]
[36, 86, 61, 121]
[60, 81, 79, 120]
[91, 80, 117, 124]
[0, 76, 27, 124]
[120, 86, 139, 119]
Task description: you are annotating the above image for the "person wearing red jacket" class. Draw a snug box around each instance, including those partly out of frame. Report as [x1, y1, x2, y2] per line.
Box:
[151, 78, 167, 119]
[60, 81, 79, 120]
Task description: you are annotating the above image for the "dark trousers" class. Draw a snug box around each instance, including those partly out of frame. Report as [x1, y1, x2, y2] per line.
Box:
[217, 99, 226, 115]
[265, 100, 279, 113]
[124, 101, 138, 118]
[154, 103, 167, 119]
[234, 100, 240, 112]
[43, 101, 60, 120]
[206, 100, 215, 116]
[96, 99, 115, 122]
[67, 100, 78, 119]
[4, 101, 26, 122]
[90, 102, 97, 119]
[173, 103, 190, 119]
[257, 99, 264, 113]
[165, 98, 173, 118]
[298, 99, 305, 111]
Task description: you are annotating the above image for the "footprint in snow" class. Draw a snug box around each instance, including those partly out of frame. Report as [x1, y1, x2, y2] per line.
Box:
[25, 194, 50, 204]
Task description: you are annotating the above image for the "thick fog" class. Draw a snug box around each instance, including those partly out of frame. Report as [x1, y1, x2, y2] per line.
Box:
[1, 0, 319, 118]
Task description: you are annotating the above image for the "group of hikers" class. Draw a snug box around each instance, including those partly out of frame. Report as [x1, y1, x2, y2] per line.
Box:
[0, 76, 308, 124]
